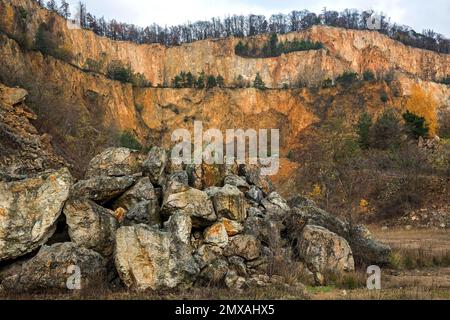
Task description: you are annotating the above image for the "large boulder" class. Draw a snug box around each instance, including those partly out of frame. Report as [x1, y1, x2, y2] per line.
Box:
[224, 235, 260, 261]
[203, 222, 229, 248]
[114, 224, 199, 290]
[224, 175, 250, 192]
[64, 198, 119, 257]
[162, 182, 216, 227]
[85, 148, 145, 178]
[70, 175, 137, 204]
[0, 168, 73, 261]
[143, 147, 167, 186]
[212, 184, 247, 222]
[297, 225, 355, 281]
[288, 198, 391, 265]
[0, 243, 107, 292]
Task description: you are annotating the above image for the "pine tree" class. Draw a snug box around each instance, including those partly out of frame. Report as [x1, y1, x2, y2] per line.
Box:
[253, 73, 266, 90]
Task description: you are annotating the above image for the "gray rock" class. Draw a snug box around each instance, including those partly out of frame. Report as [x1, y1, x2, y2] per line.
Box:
[0, 243, 106, 292]
[142, 146, 167, 186]
[203, 222, 229, 248]
[64, 198, 119, 257]
[197, 258, 229, 286]
[224, 175, 250, 191]
[123, 201, 160, 226]
[166, 171, 189, 187]
[71, 175, 137, 204]
[162, 183, 216, 227]
[85, 148, 145, 178]
[239, 164, 274, 196]
[298, 225, 355, 279]
[194, 245, 223, 269]
[246, 186, 264, 203]
[0, 168, 73, 261]
[212, 184, 247, 222]
[224, 235, 260, 261]
[114, 224, 199, 290]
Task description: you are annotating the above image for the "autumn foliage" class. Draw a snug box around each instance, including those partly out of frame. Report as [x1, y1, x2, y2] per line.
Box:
[405, 85, 438, 136]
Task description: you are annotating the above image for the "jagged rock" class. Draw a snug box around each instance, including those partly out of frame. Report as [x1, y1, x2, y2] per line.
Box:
[247, 207, 265, 218]
[0, 243, 106, 292]
[142, 146, 167, 186]
[261, 192, 291, 219]
[246, 186, 264, 203]
[70, 175, 137, 204]
[197, 258, 229, 286]
[112, 177, 160, 226]
[166, 171, 189, 187]
[228, 256, 247, 276]
[224, 175, 250, 192]
[244, 215, 283, 248]
[194, 245, 223, 269]
[166, 213, 192, 245]
[239, 164, 274, 196]
[186, 164, 203, 189]
[162, 182, 217, 227]
[212, 184, 247, 222]
[203, 222, 229, 248]
[202, 163, 224, 188]
[114, 224, 199, 290]
[123, 201, 160, 227]
[349, 225, 392, 265]
[224, 235, 260, 261]
[297, 225, 355, 280]
[85, 148, 145, 178]
[220, 218, 244, 236]
[0, 168, 73, 261]
[0, 85, 27, 106]
[64, 198, 119, 257]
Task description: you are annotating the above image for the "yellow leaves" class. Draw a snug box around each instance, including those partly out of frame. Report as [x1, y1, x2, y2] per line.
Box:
[405, 85, 438, 136]
[309, 184, 324, 199]
[359, 199, 369, 211]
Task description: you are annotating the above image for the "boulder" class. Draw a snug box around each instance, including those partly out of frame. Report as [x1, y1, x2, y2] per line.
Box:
[0, 85, 27, 106]
[220, 218, 244, 236]
[186, 164, 203, 189]
[197, 258, 229, 286]
[166, 171, 189, 187]
[0, 168, 73, 261]
[212, 184, 247, 222]
[143, 146, 167, 186]
[114, 224, 199, 290]
[297, 225, 355, 281]
[162, 183, 217, 227]
[85, 148, 145, 178]
[64, 198, 119, 257]
[201, 163, 224, 188]
[203, 222, 229, 248]
[166, 213, 192, 245]
[194, 245, 223, 269]
[122, 201, 160, 227]
[70, 175, 137, 204]
[349, 225, 392, 265]
[0, 243, 106, 292]
[246, 186, 264, 203]
[224, 175, 250, 192]
[224, 235, 260, 261]
[239, 164, 274, 196]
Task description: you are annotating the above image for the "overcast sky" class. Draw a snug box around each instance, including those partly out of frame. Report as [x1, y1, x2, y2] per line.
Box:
[78, 0, 450, 37]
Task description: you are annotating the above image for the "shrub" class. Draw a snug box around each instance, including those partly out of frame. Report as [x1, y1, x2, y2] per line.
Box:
[216, 75, 225, 87]
[322, 78, 333, 88]
[107, 60, 133, 83]
[380, 91, 388, 103]
[196, 72, 206, 89]
[439, 76, 450, 85]
[206, 75, 217, 88]
[18, 6, 28, 20]
[363, 70, 375, 81]
[403, 110, 429, 139]
[118, 132, 142, 151]
[357, 112, 373, 149]
[132, 73, 151, 87]
[253, 73, 266, 90]
[370, 109, 402, 150]
[35, 23, 73, 62]
[336, 71, 358, 85]
[83, 58, 102, 73]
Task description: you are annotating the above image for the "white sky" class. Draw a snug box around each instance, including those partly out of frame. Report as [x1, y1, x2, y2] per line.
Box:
[76, 0, 450, 37]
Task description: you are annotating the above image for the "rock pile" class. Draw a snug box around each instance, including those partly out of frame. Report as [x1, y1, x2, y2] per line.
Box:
[0, 144, 392, 292]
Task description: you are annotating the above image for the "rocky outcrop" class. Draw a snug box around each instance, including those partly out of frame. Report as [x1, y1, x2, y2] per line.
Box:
[0, 84, 66, 179]
[0, 168, 73, 261]
[85, 147, 145, 178]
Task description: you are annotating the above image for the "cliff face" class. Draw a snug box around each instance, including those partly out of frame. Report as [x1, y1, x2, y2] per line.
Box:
[0, 0, 449, 175]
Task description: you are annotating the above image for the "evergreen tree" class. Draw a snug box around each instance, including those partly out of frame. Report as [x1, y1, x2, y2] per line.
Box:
[403, 111, 429, 139]
[253, 73, 266, 90]
[357, 112, 373, 149]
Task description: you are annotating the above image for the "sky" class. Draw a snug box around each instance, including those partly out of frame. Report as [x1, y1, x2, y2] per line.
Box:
[75, 0, 450, 37]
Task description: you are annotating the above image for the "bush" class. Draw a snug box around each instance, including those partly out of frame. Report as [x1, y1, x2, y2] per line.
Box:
[18, 6, 28, 20]
[216, 75, 225, 87]
[370, 109, 402, 150]
[336, 71, 358, 85]
[253, 73, 266, 90]
[107, 60, 133, 83]
[322, 78, 333, 88]
[196, 72, 206, 89]
[83, 58, 102, 73]
[206, 75, 217, 88]
[403, 110, 429, 139]
[132, 73, 151, 87]
[380, 91, 388, 103]
[363, 70, 375, 81]
[357, 112, 373, 149]
[118, 132, 142, 151]
[439, 76, 450, 85]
